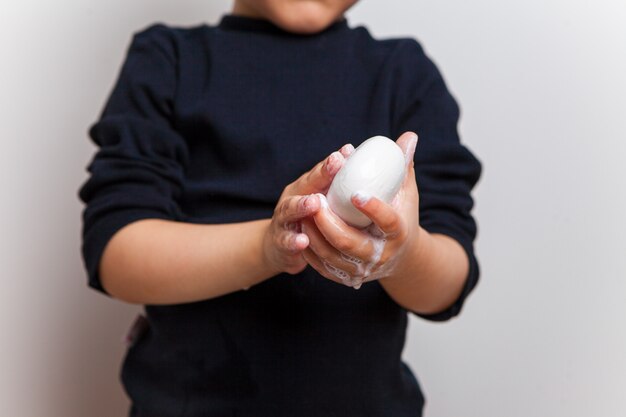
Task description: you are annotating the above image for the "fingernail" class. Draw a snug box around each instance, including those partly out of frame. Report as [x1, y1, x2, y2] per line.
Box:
[405, 133, 418, 166]
[295, 234, 308, 247]
[352, 191, 372, 207]
[325, 151, 342, 175]
[341, 143, 355, 157]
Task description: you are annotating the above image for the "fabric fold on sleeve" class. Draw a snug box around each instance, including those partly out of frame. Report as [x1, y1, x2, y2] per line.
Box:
[392, 40, 482, 321]
[78, 25, 189, 294]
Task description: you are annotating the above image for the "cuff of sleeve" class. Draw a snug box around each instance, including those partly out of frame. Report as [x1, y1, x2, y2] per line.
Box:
[411, 227, 480, 322]
[81, 209, 172, 295]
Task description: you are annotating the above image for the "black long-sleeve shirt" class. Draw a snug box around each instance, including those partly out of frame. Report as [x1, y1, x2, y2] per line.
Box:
[79, 15, 481, 417]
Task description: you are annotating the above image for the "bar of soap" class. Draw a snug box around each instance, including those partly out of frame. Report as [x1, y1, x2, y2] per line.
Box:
[326, 136, 406, 228]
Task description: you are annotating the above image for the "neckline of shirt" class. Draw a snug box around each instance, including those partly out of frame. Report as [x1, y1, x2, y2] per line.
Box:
[218, 14, 349, 37]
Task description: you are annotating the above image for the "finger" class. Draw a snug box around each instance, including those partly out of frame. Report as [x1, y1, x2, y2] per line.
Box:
[302, 247, 351, 286]
[351, 191, 406, 238]
[339, 143, 355, 158]
[311, 195, 373, 258]
[277, 194, 321, 225]
[301, 218, 341, 260]
[397, 134, 420, 198]
[277, 230, 310, 254]
[290, 151, 345, 195]
[395, 132, 418, 169]
[301, 218, 361, 274]
[402, 156, 418, 190]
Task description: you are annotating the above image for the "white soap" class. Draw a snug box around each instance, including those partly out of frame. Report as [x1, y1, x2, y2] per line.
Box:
[326, 136, 406, 228]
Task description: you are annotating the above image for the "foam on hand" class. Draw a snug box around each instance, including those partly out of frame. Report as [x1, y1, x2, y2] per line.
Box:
[326, 136, 406, 228]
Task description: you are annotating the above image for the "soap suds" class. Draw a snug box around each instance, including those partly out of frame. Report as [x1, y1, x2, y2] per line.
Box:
[314, 194, 401, 290]
[347, 236, 388, 290]
[327, 233, 391, 290]
[340, 253, 363, 266]
[323, 261, 352, 285]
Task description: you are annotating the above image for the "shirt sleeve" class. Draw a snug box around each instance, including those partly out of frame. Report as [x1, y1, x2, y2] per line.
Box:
[78, 25, 189, 294]
[391, 40, 482, 321]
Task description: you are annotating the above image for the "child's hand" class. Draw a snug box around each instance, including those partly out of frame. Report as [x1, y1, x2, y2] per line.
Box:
[262, 145, 355, 275]
[301, 132, 420, 289]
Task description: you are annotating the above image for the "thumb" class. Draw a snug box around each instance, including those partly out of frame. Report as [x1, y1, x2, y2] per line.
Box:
[395, 131, 418, 169]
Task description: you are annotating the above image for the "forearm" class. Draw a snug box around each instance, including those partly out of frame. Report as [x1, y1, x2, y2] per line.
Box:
[99, 218, 276, 305]
[379, 228, 470, 315]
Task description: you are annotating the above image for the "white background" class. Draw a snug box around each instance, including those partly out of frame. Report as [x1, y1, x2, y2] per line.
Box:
[1, 1, 625, 416]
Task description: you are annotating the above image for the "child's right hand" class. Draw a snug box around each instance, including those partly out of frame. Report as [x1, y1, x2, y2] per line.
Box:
[262, 145, 354, 276]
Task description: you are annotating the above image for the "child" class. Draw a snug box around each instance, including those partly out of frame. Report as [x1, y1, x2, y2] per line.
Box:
[79, 0, 482, 416]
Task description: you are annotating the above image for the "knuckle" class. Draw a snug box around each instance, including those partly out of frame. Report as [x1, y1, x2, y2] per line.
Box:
[312, 161, 327, 180]
[273, 234, 283, 250]
[283, 184, 295, 197]
[295, 197, 307, 216]
[279, 233, 292, 250]
[279, 199, 292, 218]
[283, 233, 293, 252]
[305, 168, 317, 184]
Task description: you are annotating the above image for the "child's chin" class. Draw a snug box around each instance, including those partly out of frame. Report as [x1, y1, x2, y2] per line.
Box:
[274, 14, 338, 35]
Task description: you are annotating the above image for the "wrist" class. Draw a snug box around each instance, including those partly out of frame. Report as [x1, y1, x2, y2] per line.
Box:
[240, 219, 280, 289]
[258, 219, 283, 278]
[385, 225, 433, 285]
[410, 225, 433, 268]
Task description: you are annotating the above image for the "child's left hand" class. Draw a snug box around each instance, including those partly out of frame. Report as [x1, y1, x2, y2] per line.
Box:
[301, 132, 421, 289]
